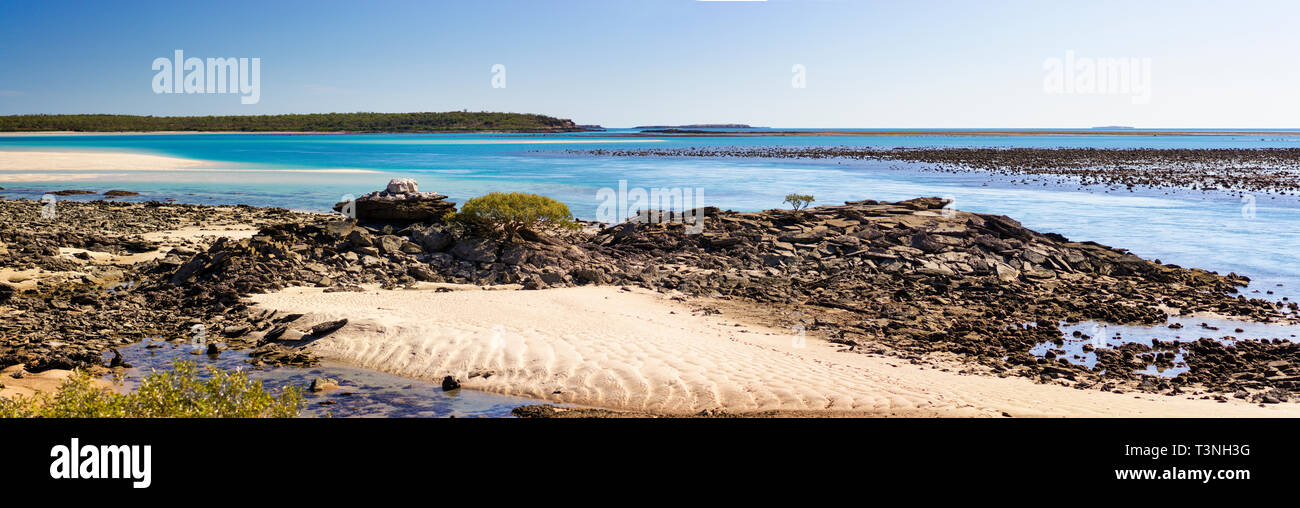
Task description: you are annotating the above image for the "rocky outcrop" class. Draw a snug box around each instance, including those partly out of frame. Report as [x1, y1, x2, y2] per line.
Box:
[331, 178, 457, 224]
[0, 200, 313, 371]
[5, 196, 1300, 400]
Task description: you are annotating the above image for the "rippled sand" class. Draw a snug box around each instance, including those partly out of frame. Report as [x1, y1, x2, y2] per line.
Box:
[250, 285, 1300, 417]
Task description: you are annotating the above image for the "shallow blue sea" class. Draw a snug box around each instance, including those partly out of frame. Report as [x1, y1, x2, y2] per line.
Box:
[5, 130, 1300, 411]
[3, 131, 1297, 291]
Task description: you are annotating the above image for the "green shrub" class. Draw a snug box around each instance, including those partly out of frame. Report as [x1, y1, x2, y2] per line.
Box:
[0, 360, 303, 418]
[783, 193, 815, 211]
[449, 192, 577, 240]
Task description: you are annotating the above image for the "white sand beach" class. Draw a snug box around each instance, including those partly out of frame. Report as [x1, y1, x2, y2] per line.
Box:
[249, 285, 1300, 417]
[0, 150, 383, 182]
[0, 150, 208, 171]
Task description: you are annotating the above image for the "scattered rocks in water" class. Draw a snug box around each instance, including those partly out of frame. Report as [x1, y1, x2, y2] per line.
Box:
[248, 343, 316, 367]
[49, 190, 96, 196]
[578, 147, 1300, 195]
[441, 376, 461, 391]
[102, 190, 139, 198]
[309, 377, 340, 392]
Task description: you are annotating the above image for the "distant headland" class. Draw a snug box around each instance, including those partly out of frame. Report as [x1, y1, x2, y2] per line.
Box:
[0, 112, 588, 133]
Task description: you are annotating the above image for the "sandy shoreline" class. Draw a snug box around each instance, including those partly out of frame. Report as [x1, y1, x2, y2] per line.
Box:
[0, 150, 381, 182]
[0, 150, 208, 171]
[249, 285, 1300, 417]
[0, 131, 340, 136]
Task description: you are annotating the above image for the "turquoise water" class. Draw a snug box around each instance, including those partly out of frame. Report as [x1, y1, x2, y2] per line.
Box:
[3, 131, 1299, 298]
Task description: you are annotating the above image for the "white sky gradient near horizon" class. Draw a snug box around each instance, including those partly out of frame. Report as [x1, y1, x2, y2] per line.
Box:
[0, 0, 1297, 128]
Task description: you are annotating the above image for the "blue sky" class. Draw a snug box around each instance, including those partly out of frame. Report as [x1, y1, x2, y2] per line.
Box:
[1, 0, 1296, 127]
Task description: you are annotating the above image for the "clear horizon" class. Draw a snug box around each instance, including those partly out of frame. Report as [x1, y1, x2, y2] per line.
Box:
[2, 0, 1297, 128]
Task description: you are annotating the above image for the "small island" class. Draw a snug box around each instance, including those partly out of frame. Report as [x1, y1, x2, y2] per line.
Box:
[633, 123, 759, 129]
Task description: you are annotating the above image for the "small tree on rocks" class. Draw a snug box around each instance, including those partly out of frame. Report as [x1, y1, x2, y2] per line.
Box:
[449, 192, 577, 241]
[783, 193, 815, 211]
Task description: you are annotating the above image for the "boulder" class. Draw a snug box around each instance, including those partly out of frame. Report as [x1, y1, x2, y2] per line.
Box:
[386, 178, 419, 194]
[310, 377, 339, 392]
[310, 319, 348, 336]
[412, 225, 454, 252]
[451, 238, 498, 263]
[333, 178, 457, 224]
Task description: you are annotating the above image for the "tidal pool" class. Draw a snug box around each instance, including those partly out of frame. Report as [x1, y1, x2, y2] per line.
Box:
[1031, 315, 1300, 378]
[103, 339, 546, 418]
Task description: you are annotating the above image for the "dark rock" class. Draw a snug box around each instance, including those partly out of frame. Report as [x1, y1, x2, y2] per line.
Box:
[309, 377, 339, 392]
[451, 238, 498, 263]
[310, 319, 348, 336]
[412, 225, 454, 252]
[333, 179, 457, 224]
[263, 325, 288, 341]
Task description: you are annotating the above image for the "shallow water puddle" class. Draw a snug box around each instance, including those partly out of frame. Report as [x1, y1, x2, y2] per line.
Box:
[103, 339, 543, 417]
[1031, 316, 1300, 378]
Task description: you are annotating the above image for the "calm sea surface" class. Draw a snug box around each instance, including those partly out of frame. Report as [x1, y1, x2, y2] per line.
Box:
[2, 130, 1297, 289]
[5, 130, 1300, 407]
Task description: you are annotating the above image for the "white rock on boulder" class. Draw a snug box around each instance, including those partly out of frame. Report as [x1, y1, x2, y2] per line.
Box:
[385, 178, 419, 194]
[333, 178, 456, 223]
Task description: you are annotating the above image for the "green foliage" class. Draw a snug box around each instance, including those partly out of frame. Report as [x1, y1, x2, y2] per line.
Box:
[783, 193, 815, 211]
[0, 360, 303, 418]
[449, 192, 578, 241]
[0, 112, 580, 133]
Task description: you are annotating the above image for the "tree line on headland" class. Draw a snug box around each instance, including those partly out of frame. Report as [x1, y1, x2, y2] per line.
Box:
[0, 112, 584, 133]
